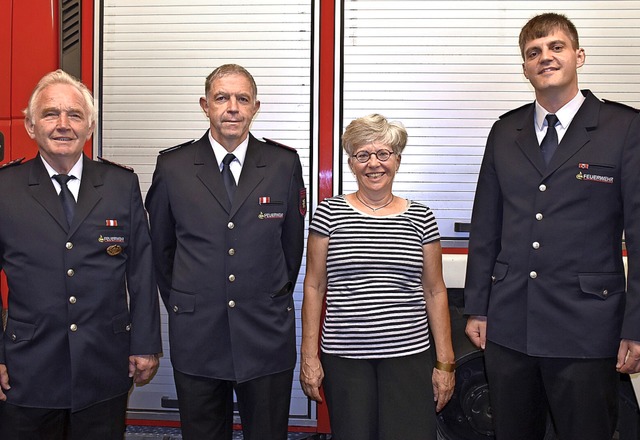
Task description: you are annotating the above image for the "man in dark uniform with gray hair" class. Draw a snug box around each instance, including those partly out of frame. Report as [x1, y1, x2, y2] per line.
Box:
[146, 64, 306, 440]
[0, 69, 161, 440]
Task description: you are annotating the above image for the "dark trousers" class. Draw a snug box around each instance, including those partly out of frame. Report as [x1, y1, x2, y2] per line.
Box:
[484, 341, 618, 440]
[173, 368, 293, 440]
[0, 393, 128, 440]
[321, 350, 437, 440]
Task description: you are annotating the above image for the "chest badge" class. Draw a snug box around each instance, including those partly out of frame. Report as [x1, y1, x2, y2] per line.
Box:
[107, 245, 123, 256]
[258, 211, 284, 220]
[576, 171, 614, 184]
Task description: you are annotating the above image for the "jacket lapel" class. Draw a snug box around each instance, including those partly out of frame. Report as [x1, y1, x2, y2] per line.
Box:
[193, 134, 231, 212]
[28, 156, 69, 231]
[515, 104, 547, 176]
[69, 156, 103, 236]
[544, 91, 598, 175]
[230, 134, 265, 218]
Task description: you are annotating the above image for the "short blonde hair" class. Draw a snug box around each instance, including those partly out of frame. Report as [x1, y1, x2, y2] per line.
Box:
[23, 69, 96, 126]
[342, 113, 407, 156]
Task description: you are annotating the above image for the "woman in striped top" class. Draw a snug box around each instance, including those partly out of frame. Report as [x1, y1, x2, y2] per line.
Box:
[300, 114, 455, 439]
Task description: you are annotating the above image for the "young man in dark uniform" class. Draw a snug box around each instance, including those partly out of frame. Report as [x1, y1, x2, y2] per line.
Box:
[465, 13, 640, 440]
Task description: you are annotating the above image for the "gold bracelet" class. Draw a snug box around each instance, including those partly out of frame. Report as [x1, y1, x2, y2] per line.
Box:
[435, 360, 456, 372]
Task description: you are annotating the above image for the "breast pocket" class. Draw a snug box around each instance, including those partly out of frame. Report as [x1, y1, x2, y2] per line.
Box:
[97, 228, 128, 257]
[257, 200, 287, 221]
[575, 163, 617, 187]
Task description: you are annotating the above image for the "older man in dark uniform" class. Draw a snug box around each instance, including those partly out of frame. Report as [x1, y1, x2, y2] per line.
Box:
[0, 69, 161, 440]
[464, 13, 640, 440]
[146, 64, 306, 440]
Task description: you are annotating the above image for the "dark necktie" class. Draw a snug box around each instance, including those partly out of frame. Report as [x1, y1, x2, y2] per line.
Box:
[52, 174, 76, 227]
[540, 114, 559, 165]
[221, 153, 237, 202]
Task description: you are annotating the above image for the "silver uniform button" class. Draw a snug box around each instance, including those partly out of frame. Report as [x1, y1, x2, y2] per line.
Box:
[173, 305, 179, 313]
[228, 274, 236, 282]
[228, 248, 235, 256]
[125, 324, 132, 331]
[66, 242, 73, 250]
[603, 290, 609, 296]
[11, 334, 16, 341]
[227, 222, 235, 230]
[536, 213, 543, 221]
[532, 242, 540, 249]
[67, 269, 75, 277]
[70, 324, 78, 332]
[69, 296, 77, 304]
[539, 184, 547, 192]
[228, 300, 236, 308]
[529, 271, 538, 279]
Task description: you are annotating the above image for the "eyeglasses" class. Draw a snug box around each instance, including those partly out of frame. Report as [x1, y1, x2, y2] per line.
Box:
[352, 149, 395, 163]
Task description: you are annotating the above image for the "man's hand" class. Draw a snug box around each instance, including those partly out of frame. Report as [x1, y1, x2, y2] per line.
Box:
[465, 315, 487, 350]
[129, 354, 159, 384]
[0, 364, 10, 401]
[617, 339, 640, 374]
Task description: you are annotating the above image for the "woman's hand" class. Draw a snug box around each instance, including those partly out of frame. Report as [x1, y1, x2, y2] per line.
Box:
[432, 368, 455, 412]
[300, 354, 325, 402]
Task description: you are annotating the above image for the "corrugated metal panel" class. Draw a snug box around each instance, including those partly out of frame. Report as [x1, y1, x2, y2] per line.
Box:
[342, 0, 640, 238]
[100, 0, 640, 425]
[100, 0, 312, 421]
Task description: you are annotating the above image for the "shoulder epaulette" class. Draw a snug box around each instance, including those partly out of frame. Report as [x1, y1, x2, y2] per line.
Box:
[603, 99, 640, 113]
[499, 102, 531, 119]
[263, 137, 297, 152]
[0, 157, 25, 170]
[97, 156, 134, 172]
[159, 139, 195, 155]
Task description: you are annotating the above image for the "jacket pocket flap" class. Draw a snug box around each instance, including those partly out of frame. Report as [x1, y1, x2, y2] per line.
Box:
[271, 281, 293, 298]
[6, 319, 36, 343]
[492, 261, 509, 283]
[169, 290, 196, 314]
[579, 273, 625, 300]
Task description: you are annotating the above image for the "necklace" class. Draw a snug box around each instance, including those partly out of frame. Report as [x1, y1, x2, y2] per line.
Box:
[355, 191, 394, 212]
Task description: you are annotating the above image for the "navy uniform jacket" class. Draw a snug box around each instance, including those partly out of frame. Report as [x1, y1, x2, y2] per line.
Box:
[0, 155, 162, 411]
[464, 90, 640, 358]
[145, 132, 305, 382]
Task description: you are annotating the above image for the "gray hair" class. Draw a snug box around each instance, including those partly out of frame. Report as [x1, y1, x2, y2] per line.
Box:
[204, 64, 258, 101]
[342, 113, 408, 156]
[23, 69, 96, 126]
